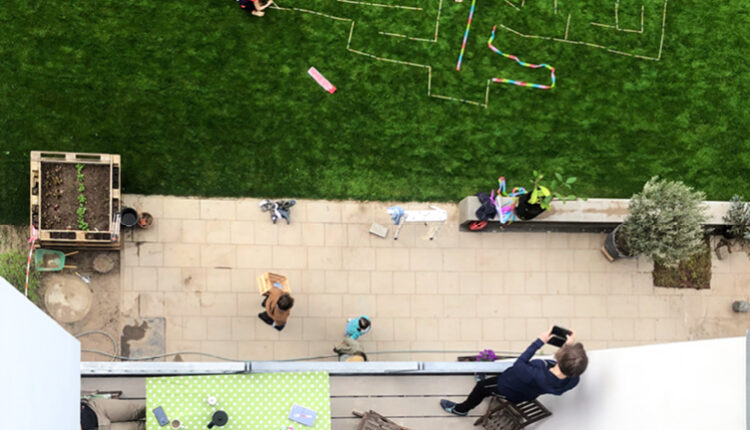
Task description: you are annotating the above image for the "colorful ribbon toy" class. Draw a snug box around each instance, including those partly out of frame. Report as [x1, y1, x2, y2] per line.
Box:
[456, 0, 477, 71]
[490, 177, 527, 224]
[488, 25, 556, 90]
[25, 226, 38, 297]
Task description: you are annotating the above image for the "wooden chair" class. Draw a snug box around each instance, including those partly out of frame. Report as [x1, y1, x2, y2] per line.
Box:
[473, 395, 552, 430]
[352, 410, 413, 430]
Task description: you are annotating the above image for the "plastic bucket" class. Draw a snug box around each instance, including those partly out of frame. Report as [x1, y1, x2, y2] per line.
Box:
[121, 207, 139, 227]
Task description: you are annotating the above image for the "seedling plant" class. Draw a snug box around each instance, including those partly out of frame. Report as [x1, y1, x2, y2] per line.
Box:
[76, 163, 89, 231]
[528, 171, 582, 210]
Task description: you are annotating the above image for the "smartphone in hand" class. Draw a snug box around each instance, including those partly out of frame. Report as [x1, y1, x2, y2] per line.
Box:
[547, 325, 572, 347]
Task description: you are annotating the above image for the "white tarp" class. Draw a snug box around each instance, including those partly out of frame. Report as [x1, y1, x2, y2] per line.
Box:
[0, 276, 80, 429]
[538, 337, 746, 430]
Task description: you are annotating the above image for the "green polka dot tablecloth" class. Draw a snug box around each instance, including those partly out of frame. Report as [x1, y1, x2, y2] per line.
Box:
[146, 371, 331, 429]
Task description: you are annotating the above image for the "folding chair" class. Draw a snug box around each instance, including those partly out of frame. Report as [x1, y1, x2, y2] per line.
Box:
[473, 395, 552, 430]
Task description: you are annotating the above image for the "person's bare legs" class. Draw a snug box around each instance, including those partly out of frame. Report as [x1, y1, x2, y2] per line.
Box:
[252, 0, 273, 16]
[87, 399, 145, 423]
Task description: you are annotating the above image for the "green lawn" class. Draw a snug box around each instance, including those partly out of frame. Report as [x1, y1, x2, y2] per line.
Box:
[0, 0, 748, 224]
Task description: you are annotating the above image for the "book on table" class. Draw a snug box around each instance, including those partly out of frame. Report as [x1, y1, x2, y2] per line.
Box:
[289, 404, 316, 427]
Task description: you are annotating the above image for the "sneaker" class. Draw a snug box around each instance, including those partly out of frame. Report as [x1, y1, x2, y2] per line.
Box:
[258, 312, 274, 325]
[251, 10, 264, 16]
[440, 399, 467, 417]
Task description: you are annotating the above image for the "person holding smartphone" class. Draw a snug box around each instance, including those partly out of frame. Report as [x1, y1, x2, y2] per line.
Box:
[441, 327, 588, 416]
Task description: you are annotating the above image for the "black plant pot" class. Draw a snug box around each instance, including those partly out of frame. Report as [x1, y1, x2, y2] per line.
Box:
[515, 193, 546, 220]
[718, 225, 738, 240]
[601, 225, 634, 262]
[120, 207, 138, 228]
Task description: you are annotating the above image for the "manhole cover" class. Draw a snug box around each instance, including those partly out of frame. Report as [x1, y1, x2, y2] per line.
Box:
[44, 274, 93, 323]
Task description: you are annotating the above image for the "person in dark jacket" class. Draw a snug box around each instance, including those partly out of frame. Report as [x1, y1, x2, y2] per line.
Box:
[440, 328, 587, 416]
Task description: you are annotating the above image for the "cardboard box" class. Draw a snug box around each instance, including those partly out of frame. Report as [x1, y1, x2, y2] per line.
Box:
[257, 272, 291, 295]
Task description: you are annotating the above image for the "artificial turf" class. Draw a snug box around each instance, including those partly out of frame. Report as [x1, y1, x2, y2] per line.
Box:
[0, 0, 748, 225]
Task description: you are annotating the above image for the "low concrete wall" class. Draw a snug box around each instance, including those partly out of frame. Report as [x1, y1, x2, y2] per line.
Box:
[1, 278, 80, 429]
[81, 360, 515, 375]
[459, 197, 732, 232]
[541, 337, 746, 430]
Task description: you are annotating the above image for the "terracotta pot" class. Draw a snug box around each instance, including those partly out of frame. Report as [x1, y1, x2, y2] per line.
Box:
[137, 212, 153, 229]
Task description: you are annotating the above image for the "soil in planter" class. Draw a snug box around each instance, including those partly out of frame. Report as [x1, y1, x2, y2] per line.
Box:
[652, 238, 711, 289]
[41, 163, 111, 231]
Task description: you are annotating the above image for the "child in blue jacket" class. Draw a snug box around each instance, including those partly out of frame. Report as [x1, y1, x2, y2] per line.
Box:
[345, 316, 371, 340]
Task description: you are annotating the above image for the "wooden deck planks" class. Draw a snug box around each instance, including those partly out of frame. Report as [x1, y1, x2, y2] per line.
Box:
[330, 375, 477, 396]
[82, 374, 484, 429]
[332, 416, 481, 430]
[330, 395, 483, 417]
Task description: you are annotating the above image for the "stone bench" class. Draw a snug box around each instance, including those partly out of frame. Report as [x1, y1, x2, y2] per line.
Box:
[458, 197, 733, 233]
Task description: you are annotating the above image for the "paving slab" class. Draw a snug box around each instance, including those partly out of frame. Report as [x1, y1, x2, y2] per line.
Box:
[55, 195, 750, 362]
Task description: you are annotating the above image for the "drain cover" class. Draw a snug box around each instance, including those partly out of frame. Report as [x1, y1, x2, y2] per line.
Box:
[44, 274, 92, 323]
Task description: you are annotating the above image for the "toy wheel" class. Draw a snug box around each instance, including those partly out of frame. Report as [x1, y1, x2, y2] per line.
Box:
[469, 221, 488, 231]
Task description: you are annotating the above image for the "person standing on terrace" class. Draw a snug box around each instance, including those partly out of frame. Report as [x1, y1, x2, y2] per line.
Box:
[258, 283, 294, 331]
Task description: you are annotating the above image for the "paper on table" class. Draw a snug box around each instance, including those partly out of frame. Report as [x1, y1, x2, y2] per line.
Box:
[289, 404, 317, 427]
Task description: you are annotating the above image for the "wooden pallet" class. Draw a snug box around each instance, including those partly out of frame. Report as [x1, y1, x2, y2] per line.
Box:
[353, 410, 413, 430]
[30, 151, 121, 249]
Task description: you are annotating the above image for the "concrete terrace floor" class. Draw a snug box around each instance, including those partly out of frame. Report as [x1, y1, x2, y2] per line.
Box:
[99, 194, 749, 362]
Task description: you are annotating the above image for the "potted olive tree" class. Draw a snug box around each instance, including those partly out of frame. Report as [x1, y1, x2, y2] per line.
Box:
[602, 177, 708, 267]
[721, 195, 750, 240]
[714, 195, 750, 259]
[515, 171, 583, 220]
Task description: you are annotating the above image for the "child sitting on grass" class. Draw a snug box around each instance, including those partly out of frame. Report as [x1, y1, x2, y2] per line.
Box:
[345, 316, 371, 340]
[237, 0, 274, 17]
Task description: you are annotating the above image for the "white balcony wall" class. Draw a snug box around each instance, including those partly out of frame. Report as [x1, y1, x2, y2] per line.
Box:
[538, 337, 746, 430]
[0, 277, 80, 429]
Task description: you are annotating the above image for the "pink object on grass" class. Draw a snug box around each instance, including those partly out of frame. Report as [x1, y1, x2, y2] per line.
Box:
[308, 67, 336, 93]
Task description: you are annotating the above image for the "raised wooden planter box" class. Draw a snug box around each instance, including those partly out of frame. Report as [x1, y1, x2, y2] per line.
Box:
[30, 151, 121, 248]
[458, 196, 732, 233]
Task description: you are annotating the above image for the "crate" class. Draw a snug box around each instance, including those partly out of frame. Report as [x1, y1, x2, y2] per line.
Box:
[256, 272, 291, 295]
[30, 151, 121, 249]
